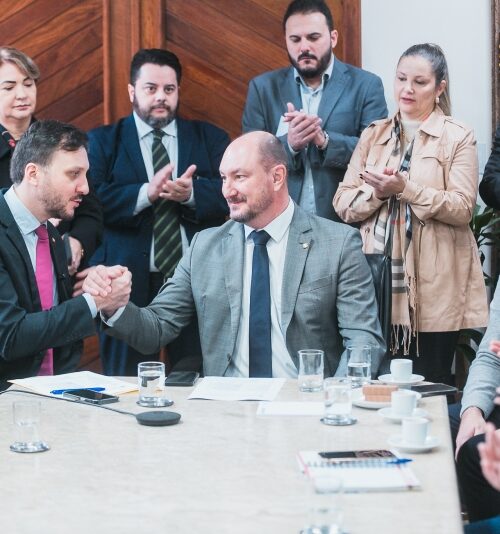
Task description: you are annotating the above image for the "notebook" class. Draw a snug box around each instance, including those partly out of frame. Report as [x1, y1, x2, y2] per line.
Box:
[297, 451, 421, 492]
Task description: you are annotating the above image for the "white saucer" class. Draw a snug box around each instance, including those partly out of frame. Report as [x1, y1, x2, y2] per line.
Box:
[378, 407, 429, 423]
[378, 373, 425, 386]
[351, 388, 421, 410]
[387, 434, 440, 453]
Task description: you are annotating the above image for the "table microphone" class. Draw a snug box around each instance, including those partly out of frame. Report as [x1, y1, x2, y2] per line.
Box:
[0, 389, 181, 427]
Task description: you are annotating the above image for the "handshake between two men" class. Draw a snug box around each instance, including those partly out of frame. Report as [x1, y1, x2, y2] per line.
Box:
[76, 266, 133, 317]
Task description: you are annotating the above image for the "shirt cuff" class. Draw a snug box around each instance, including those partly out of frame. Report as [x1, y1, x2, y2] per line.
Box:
[180, 188, 195, 207]
[133, 183, 153, 215]
[83, 293, 98, 318]
[287, 142, 299, 156]
[101, 306, 126, 326]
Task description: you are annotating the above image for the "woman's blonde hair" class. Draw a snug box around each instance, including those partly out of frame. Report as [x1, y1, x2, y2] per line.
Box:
[0, 47, 39, 80]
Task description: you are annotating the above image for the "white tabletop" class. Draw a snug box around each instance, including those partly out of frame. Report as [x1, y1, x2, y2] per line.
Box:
[0, 380, 463, 534]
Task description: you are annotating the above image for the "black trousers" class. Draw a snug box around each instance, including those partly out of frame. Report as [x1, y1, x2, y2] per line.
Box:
[392, 330, 460, 385]
[99, 272, 202, 376]
[449, 403, 500, 522]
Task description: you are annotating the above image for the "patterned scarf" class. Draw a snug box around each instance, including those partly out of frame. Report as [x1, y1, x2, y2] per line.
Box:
[372, 116, 417, 354]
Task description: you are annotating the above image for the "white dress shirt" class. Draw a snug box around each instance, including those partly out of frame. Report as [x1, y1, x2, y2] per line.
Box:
[226, 199, 298, 378]
[291, 58, 334, 215]
[132, 112, 195, 271]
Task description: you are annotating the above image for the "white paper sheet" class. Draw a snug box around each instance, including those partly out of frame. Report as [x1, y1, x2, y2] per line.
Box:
[188, 377, 285, 401]
[9, 371, 138, 396]
[256, 401, 324, 416]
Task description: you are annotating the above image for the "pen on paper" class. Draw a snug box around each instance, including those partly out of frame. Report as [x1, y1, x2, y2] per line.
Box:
[325, 458, 413, 466]
[50, 387, 106, 395]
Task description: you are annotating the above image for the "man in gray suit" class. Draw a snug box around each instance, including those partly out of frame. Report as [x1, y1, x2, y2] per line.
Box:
[242, 0, 387, 222]
[449, 283, 500, 523]
[86, 131, 385, 378]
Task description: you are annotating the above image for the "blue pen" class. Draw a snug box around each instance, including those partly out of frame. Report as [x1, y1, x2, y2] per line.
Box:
[326, 458, 413, 466]
[50, 387, 106, 395]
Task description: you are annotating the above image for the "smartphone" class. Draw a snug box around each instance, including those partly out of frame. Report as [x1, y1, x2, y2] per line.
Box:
[164, 371, 199, 387]
[411, 383, 458, 397]
[319, 449, 396, 459]
[62, 389, 119, 404]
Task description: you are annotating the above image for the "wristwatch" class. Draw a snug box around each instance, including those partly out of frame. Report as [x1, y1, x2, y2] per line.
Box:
[317, 130, 329, 151]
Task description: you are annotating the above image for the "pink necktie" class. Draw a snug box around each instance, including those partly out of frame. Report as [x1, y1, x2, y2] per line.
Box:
[35, 225, 54, 376]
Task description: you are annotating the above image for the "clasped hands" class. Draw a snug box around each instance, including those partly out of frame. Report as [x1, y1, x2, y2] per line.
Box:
[284, 102, 326, 152]
[361, 167, 407, 199]
[74, 265, 132, 317]
[147, 162, 197, 203]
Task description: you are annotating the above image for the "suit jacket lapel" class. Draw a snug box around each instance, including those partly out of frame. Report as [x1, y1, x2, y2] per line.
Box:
[121, 115, 149, 184]
[0, 195, 40, 307]
[47, 223, 70, 302]
[176, 118, 193, 175]
[222, 223, 245, 349]
[318, 59, 349, 124]
[279, 68, 302, 114]
[281, 207, 312, 335]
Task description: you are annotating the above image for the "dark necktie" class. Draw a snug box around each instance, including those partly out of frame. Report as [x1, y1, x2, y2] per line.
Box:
[35, 225, 54, 375]
[152, 129, 182, 279]
[249, 230, 272, 377]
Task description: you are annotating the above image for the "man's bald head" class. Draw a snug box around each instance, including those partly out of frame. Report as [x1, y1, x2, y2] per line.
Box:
[220, 131, 289, 229]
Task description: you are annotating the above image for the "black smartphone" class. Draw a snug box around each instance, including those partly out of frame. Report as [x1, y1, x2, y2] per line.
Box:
[319, 449, 396, 459]
[411, 383, 458, 397]
[164, 371, 199, 387]
[62, 389, 119, 404]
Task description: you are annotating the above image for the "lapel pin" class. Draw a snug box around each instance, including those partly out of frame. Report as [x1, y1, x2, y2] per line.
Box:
[302, 243, 309, 249]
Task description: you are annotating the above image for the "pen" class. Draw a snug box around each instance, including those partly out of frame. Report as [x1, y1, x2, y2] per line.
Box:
[327, 458, 413, 466]
[50, 387, 106, 395]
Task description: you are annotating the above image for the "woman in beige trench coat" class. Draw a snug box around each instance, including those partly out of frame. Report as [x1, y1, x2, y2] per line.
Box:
[333, 43, 488, 385]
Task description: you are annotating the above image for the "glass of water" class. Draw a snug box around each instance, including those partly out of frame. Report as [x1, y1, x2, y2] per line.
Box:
[298, 350, 324, 392]
[346, 345, 371, 387]
[321, 377, 356, 426]
[303, 474, 344, 534]
[10, 400, 50, 453]
[137, 361, 173, 407]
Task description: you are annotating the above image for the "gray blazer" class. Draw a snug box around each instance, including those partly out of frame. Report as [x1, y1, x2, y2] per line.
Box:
[107, 205, 386, 377]
[461, 282, 500, 418]
[242, 59, 388, 222]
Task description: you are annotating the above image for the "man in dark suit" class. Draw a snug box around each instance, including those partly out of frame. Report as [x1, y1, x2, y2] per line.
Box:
[0, 120, 119, 390]
[242, 0, 387, 222]
[479, 126, 500, 210]
[86, 49, 230, 376]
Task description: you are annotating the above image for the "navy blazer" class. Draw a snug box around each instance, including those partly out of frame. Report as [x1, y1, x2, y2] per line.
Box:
[242, 59, 388, 221]
[0, 194, 97, 389]
[88, 114, 230, 306]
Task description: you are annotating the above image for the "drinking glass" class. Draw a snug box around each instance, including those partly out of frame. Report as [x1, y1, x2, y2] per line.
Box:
[346, 345, 371, 387]
[10, 400, 50, 453]
[298, 350, 324, 392]
[137, 361, 173, 407]
[321, 377, 357, 426]
[302, 475, 344, 534]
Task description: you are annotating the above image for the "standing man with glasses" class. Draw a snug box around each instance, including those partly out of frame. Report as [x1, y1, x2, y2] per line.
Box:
[84, 49, 230, 376]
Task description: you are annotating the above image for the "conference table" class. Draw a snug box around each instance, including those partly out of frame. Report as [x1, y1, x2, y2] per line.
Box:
[0, 379, 463, 534]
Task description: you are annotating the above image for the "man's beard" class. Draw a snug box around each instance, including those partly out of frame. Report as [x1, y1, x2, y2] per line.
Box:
[289, 48, 332, 80]
[227, 191, 273, 224]
[133, 96, 177, 129]
[40, 189, 80, 221]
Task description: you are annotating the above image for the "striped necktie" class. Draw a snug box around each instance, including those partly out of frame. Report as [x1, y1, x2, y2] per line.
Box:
[152, 129, 182, 279]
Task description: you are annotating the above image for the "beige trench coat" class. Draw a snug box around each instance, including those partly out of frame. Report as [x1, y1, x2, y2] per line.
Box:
[333, 109, 488, 332]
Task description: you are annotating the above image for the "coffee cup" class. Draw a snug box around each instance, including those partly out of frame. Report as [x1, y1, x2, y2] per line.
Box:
[402, 417, 429, 446]
[391, 390, 417, 417]
[390, 358, 413, 382]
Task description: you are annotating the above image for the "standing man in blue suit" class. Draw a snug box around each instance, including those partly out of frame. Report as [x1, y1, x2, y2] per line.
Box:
[242, 0, 387, 222]
[85, 49, 230, 375]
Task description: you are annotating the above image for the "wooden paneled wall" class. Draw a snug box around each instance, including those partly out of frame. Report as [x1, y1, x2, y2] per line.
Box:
[0, 0, 104, 131]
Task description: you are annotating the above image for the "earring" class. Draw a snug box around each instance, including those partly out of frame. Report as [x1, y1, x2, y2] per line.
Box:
[435, 96, 440, 104]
